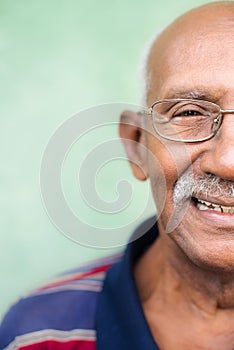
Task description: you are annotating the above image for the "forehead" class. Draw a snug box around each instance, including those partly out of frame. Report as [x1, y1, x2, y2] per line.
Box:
[148, 16, 234, 104]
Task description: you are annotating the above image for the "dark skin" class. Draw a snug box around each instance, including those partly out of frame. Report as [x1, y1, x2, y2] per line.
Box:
[120, 2, 234, 349]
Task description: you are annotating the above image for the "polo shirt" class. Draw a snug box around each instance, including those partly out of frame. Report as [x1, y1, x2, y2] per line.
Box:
[0, 218, 159, 349]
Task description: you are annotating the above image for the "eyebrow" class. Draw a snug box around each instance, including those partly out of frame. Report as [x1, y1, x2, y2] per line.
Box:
[163, 88, 220, 102]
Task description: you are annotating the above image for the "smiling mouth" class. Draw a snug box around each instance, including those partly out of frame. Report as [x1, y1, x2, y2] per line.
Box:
[194, 198, 234, 214]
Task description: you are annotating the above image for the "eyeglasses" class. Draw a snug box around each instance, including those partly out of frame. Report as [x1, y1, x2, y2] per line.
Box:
[141, 98, 234, 143]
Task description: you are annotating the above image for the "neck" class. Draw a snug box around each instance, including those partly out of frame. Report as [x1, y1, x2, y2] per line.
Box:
[134, 233, 234, 316]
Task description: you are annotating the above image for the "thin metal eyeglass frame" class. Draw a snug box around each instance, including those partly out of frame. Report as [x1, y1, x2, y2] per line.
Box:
[142, 98, 234, 143]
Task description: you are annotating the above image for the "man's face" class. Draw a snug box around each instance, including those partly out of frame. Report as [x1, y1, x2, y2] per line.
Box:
[145, 10, 234, 271]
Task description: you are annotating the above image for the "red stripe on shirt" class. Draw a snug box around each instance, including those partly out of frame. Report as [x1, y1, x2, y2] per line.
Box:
[20, 339, 96, 350]
[36, 264, 112, 292]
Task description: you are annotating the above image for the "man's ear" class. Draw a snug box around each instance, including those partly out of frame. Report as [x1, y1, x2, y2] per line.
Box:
[119, 110, 148, 181]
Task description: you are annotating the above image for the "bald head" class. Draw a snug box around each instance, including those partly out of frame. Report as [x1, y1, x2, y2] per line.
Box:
[145, 1, 234, 106]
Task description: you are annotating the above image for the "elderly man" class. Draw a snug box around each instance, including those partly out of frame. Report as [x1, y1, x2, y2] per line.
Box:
[1, 1, 234, 349]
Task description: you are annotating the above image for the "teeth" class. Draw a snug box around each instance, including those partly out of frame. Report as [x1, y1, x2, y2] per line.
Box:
[196, 199, 234, 214]
[212, 203, 220, 208]
[213, 207, 222, 212]
[197, 203, 209, 211]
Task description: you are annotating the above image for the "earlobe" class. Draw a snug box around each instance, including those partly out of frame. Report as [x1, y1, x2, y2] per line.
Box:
[119, 110, 148, 181]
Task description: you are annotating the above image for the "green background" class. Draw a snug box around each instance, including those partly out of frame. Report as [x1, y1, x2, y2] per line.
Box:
[1, 0, 215, 319]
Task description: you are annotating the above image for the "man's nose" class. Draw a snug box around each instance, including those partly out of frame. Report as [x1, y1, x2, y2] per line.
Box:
[200, 115, 234, 181]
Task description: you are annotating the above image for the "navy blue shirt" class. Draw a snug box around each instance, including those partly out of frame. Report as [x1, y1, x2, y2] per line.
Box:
[96, 217, 160, 349]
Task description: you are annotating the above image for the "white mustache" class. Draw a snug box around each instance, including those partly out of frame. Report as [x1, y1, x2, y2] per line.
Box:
[173, 173, 234, 205]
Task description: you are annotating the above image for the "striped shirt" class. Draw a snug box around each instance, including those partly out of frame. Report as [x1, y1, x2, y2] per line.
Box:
[0, 218, 159, 350]
[0, 253, 122, 350]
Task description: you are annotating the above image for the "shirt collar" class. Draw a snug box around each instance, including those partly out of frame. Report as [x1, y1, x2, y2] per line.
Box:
[96, 218, 160, 350]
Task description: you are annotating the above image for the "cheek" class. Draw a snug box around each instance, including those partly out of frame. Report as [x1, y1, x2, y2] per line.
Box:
[147, 135, 183, 189]
[147, 138, 179, 220]
[146, 134, 197, 225]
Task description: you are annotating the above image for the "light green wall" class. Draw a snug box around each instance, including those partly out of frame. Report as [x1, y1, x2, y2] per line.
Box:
[1, 0, 216, 319]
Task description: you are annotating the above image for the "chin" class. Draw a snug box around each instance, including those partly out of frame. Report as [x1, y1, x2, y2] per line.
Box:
[170, 204, 234, 273]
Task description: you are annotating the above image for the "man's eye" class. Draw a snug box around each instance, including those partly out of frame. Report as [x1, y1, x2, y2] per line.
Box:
[174, 109, 201, 117]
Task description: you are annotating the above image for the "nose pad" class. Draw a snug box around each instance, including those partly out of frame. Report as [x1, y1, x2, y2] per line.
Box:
[211, 113, 223, 134]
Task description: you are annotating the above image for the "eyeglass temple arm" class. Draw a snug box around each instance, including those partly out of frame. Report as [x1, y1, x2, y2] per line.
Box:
[220, 109, 234, 114]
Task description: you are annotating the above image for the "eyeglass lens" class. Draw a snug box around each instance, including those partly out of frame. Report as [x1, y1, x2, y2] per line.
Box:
[152, 100, 220, 142]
